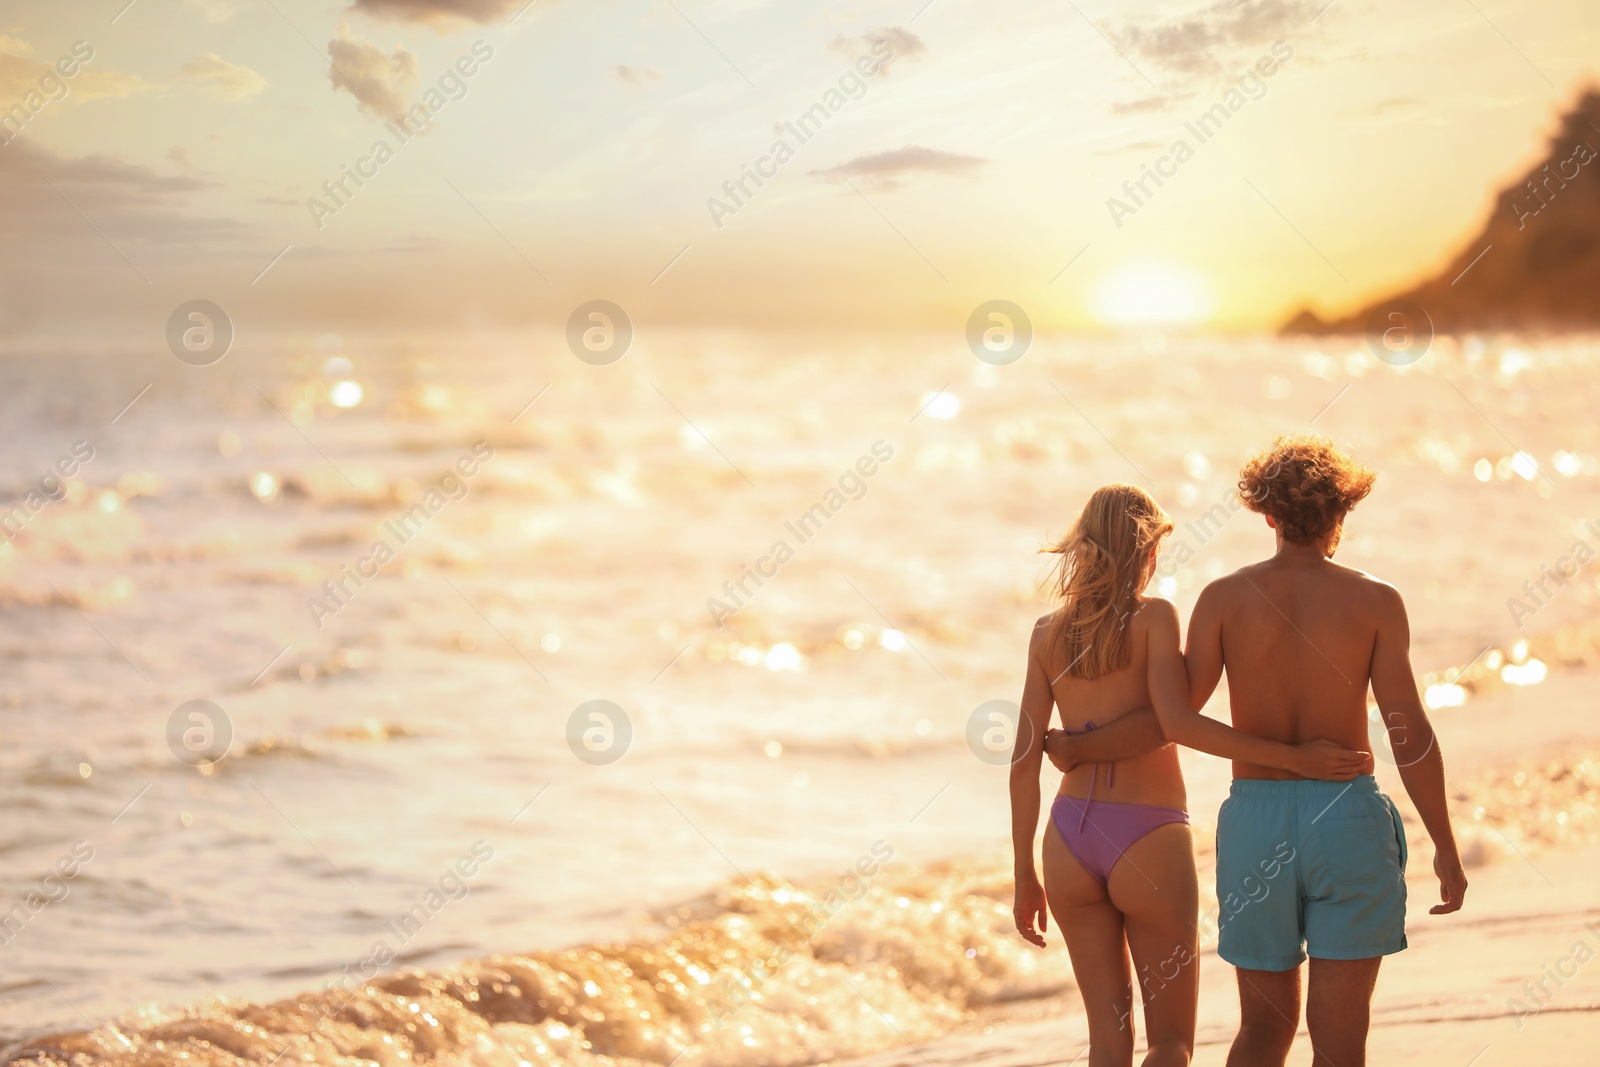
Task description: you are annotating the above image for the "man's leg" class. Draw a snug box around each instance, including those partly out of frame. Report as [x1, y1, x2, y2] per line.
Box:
[1305, 957, 1382, 1067]
[1225, 967, 1299, 1067]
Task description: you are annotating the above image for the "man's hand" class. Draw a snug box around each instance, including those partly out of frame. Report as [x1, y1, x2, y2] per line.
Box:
[1293, 738, 1377, 780]
[1042, 728, 1077, 774]
[1014, 870, 1049, 947]
[1430, 850, 1467, 914]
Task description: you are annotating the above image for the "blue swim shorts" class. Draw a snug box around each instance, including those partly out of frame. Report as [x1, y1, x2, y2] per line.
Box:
[1214, 775, 1408, 972]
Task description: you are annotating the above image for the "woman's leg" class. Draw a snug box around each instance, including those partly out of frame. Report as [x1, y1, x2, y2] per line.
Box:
[1043, 823, 1135, 1067]
[1107, 823, 1199, 1067]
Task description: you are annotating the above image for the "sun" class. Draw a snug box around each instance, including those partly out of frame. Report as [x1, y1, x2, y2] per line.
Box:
[1089, 261, 1215, 328]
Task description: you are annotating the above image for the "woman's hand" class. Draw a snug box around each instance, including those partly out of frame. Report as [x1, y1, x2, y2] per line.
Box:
[1293, 738, 1376, 780]
[1042, 728, 1077, 774]
[1014, 870, 1049, 947]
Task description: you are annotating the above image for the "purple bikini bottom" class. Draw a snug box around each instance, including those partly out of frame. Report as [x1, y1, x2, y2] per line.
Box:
[1050, 794, 1190, 886]
[1048, 727, 1188, 887]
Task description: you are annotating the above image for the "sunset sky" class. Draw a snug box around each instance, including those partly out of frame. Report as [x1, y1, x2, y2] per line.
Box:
[1, 0, 1596, 338]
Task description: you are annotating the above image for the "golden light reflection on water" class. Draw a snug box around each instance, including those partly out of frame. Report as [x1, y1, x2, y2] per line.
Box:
[1404, 612, 1600, 719]
[1456, 755, 1600, 854]
[12, 867, 1073, 1067]
[8, 332, 1600, 1056]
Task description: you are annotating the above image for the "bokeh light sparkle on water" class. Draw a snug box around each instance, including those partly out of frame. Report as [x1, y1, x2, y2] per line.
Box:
[2, 329, 1599, 1062]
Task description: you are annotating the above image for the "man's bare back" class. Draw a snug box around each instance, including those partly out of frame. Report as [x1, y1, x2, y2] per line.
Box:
[1186, 551, 1402, 779]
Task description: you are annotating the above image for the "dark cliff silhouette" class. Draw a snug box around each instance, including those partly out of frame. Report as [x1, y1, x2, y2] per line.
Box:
[1284, 88, 1600, 335]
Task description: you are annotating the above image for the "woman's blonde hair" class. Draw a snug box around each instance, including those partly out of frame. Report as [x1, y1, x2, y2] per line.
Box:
[1043, 484, 1173, 680]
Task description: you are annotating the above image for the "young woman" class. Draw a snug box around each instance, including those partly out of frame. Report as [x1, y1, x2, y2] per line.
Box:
[1008, 484, 1371, 1067]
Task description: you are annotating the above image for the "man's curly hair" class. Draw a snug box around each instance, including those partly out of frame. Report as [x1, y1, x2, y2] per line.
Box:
[1238, 435, 1376, 546]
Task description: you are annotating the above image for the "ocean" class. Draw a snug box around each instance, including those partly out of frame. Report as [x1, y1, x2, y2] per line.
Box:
[2, 329, 1597, 1064]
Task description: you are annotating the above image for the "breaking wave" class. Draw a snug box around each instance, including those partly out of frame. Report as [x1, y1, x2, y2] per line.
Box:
[3, 861, 1073, 1067]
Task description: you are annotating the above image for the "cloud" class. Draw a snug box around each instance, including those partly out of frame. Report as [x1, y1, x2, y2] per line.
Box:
[71, 69, 147, 102]
[181, 52, 268, 100]
[1098, 138, 1170, 155]
[0, 49, 144, 108]
[346, 0, 533, 26]
[0, 51, 56, 101]
[828, 25, 927, 75]
[0, 138, 238, 247]
[611, 64, 661, 87]
[811, 145, 986, 191]
[1365, 96, 1421, 116]
[327, 31, 419, 122]
[1114, 0, 1315, 75]
[0, 140, 248, 337]
[188, 0, 248, 20]
[1355, 96, 1436, 127]
[1109, 93, 1190, 116]
[381, 233, 445, 253]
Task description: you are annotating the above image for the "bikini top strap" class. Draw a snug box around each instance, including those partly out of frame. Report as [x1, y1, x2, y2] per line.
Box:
[1057, 720, 1114, 832]
[1076, 720, 1109, 832]
[1061, 721, 1115, 791]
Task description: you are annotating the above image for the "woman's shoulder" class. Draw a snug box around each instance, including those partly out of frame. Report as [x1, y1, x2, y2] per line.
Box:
[1132, 595, 1180, 630]
[1028, 611, 1057, 648]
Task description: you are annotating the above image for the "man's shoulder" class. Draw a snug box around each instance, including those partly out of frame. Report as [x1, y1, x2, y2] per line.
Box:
[1197, 564, 1262, 601]
[1213, 557, 1398, 588]
[1198, 559, 1404, 611]
[1325, 560, 1406, 605]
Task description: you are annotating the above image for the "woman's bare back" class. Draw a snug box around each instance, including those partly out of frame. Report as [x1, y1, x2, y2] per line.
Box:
[1037, 598, 1187, 810]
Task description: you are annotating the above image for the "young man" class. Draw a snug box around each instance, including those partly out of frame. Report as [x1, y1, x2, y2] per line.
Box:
[1046, 435, 1466, 1067]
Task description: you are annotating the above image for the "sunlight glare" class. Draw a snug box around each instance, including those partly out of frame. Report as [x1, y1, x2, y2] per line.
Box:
[1090, 261, 1215, 328]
